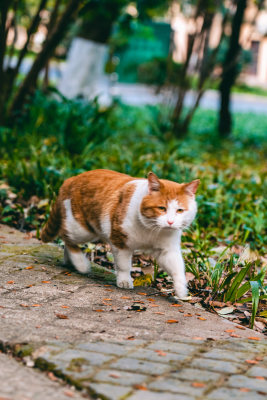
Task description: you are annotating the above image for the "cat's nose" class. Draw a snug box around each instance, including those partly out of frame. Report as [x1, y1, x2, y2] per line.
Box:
[167, 220, 174, 225]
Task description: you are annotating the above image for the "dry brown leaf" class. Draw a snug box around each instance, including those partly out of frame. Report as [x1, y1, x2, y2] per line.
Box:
[154, 350, 166, 356]
[109, 373, 121, 378]
[7, 281, 14, 284]
[104, 284, 112, 287]
[150, 304, 159, 307]
[20, 304, 29, 307]
[193, 336, 204, 340]
[105, 289, 113, 292]
[245, 360, 259, 365]
[56, 314, 68, 319]
[137, 292, 147, 296]
[25, 266, 34, 270]
[230, 333, 241, 338]
[147, 298, 155, 302]
[63, 390, 74, 397]
[235, 325, 246, 330]
[191, 382, 206, 388]
[133, 385, 147, 391]
[35, 325, 41, 328]
[198, 317, 207, 321]
[225, 329, 235, 333]
[255, 376, 265, 380]
[166, 319, 179, 323]
[103, 298, 112, 301]
[42, 280, 51, 284]
[61, 305, 69, 309]
[94, 309, 104, 312]
[121, 296, 131, 299]
[154, 312, 165, 315]
[47, 372, 58, 381]
[184, 313, 193, 317]
[170, 304, 182, 307]
[239, 388, 250, 392]
[31, 304, 41, 307]
[248, 336, 261, 341]
[126, 336, 135, 340]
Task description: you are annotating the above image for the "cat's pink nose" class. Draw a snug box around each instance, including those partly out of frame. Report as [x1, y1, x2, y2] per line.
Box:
[167, 220, 174, 225]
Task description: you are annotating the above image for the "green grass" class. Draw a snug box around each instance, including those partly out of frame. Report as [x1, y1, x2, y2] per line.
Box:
[0, 91, 266, 327]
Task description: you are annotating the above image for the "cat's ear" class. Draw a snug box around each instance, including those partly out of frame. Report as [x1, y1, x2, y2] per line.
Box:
[147, 172, 161, 193]
[184, 179, 200, 196]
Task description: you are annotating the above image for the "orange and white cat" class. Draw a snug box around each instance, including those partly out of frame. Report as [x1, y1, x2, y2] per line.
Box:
[41, 169, 199, 298]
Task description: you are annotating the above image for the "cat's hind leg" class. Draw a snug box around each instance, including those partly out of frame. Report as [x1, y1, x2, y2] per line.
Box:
[113, 248, 133, 289]
[64, 243, 91, 274]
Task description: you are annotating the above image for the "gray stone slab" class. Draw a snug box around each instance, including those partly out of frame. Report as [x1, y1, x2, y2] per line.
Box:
[128, 390, 194, 400]
[148, 377, 206, 396]
[227, 374, 267, 393]
[170, 367, 221, 382]
[0, 353, 85, 400]
[147, 341, 196, 355]
[191, 357, 242, 373]
[93, 369, 147, 386]
[76, 341, 134, 356]
[128, 348, 187, 363]
[247, 366, 267, 378]
[207, 387, 265, 400]
[109, 357, 171, 375]
[48, 348, 113, 366]
[85, 382, 132, 400]
[202, 348, 255, 362]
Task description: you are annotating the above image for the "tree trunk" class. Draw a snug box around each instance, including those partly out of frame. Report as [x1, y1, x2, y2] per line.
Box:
[7, 0, 80, 119]
[218, 0, 247, 137]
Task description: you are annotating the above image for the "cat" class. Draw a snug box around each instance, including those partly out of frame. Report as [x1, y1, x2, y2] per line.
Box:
[41, 169, 199, 298]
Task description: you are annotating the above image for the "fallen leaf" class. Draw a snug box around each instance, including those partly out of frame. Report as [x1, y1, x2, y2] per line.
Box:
[245, 360, 259, 365]
[104, 285, 112, 287]
[133, 385, 147, 391]
[105, 289, 113, 292]
[239, 388, 250, 392]
[225, 329, 235, 333]
[25, 266, 34, 270]
[56, 314, 68, 319]
[148, 298, 155, 302]
[198, 317, 207, 321]
[154, 350, 166, 356]
[217, 306, 235, 315]
[170, 304, 182, 307]
[7, 281, 14, 284]
[154, 312, 165, 315]
[48, 371, 58, 381]
[230, 333, 241, 338]
[195, 313, 201, 316]
[166, 319, 179, 323]
[150, 304, 159, 307]
[191, 382, 206, 388]
[137, 292, 147, 296]
[26, 284, 33, 288]
[235, 325, 246, 330]
[20, 304, 29, 307]
[184, 313, 193, 317]
[193, 336, 204, 340]
[63, 390, 74, 397]
[103, 298, 112, 301]
[109, 373, 121, 378]
[42, 280, 51, 284]
[209, 301, 226, 308]
[61, 305, 69, 309]
[35, 325, 41, 328]
[248, 336, 261, 341]
[31, 304, 41, 307]
[121, 296, 130, 299]
[126, 336, 135, 340]
[255, 356, 263, 361]
[255, 377, 265, 380]
[94, 309, 104, 312]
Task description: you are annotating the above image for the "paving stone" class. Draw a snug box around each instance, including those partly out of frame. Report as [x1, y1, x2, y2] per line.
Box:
[216, 340, 267, 354]
[148, 377, 205, 396]
[191, 357, 242, 373]
[86, 382, 132, 400]
[227, 374, 267, 393]
[247, 366, 267, 378]
[147, 341, 196, 355]
[48, 348, 113, 366]
[76, 341, 134, 356]
[93, 369, 147, 386]
[109, 357, 171, 375]
[207, 387, 265, 400]
[128, 391, 194, 400]
[202, 348, 254, 362]
[129, 348, 187, 363]
[170, 367, 221, 382]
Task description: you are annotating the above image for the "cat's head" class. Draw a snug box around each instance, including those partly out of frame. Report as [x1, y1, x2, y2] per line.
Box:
[140, 172, 199, 231]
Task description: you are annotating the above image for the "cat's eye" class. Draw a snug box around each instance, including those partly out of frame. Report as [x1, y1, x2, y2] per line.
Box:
[158, 206, 166, 212]
[176, 208, 184, 213]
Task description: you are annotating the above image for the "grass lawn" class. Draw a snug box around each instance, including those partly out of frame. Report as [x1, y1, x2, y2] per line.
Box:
[0, 92, 266, 332]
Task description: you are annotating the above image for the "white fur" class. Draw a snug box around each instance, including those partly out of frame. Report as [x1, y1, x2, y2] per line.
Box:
[100, 213, 111, 238]
[64, 199, 94, 244]
[117, 179, 197, 298]
[64, 245, 91, 274]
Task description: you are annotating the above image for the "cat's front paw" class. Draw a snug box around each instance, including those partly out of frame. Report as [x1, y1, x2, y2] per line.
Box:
[117, 277, 134, 289]
[174, 283, 188, 299]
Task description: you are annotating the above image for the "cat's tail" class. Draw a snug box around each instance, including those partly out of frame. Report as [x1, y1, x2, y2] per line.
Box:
[41, 199, 61, 243]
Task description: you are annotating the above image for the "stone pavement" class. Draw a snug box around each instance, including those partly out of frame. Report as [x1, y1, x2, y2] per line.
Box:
[0, 224, 266, 400]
